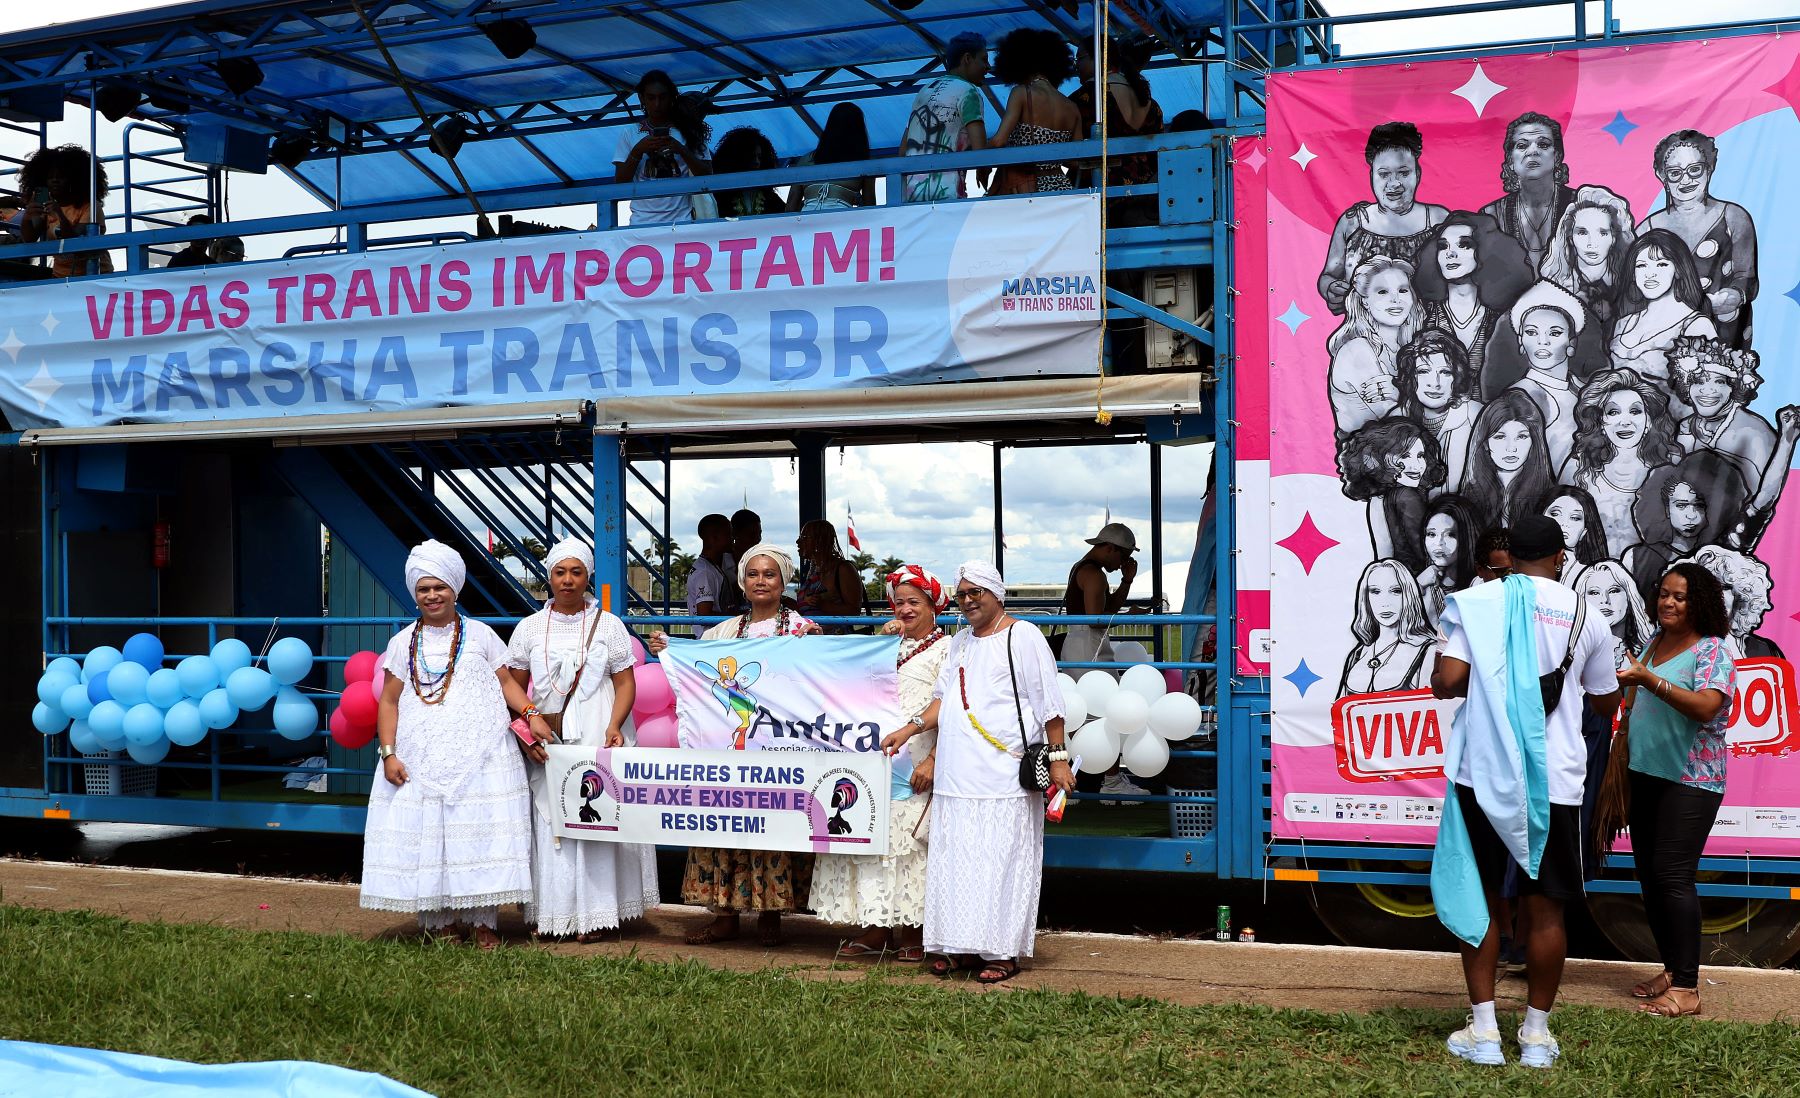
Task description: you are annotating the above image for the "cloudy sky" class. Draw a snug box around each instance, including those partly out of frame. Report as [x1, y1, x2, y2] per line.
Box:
[3, 0, 1782, 595]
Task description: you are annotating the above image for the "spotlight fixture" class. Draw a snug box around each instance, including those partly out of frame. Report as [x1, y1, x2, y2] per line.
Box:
[271, 132, 312, 169]
[146, 82, 189, 112]
[430, 116, 472, 159]
[481, 18, 537, 60]
[96, 84, 145, 122]
[214, 56, 265, 96]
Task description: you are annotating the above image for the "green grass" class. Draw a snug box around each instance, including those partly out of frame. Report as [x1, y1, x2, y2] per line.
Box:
[2, 905, 1795, 1098]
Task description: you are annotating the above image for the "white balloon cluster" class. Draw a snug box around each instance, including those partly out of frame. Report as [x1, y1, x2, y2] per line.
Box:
[1058, 664, 1204, 780]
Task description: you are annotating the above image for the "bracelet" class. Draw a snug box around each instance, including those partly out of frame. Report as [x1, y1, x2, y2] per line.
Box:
[1656, 678, 1671, 699]
[1047, 747, 1070, 763]
[522, 704, 542, 719]
[376, 744, 397, 760]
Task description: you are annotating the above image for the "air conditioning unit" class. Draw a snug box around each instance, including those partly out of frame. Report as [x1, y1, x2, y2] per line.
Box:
[1144, 268, 1203, 368]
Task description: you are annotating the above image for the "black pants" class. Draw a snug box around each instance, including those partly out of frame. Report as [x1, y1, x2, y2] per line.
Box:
[1628, 769, 1724, 989]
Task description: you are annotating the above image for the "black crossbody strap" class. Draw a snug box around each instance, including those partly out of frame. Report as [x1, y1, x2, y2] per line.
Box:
[1005, 623, 1030, 743]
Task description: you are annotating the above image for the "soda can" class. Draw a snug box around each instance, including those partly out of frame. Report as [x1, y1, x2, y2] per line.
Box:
[1215, 904, 1231, 941]
[1238, 926, 1256, 943]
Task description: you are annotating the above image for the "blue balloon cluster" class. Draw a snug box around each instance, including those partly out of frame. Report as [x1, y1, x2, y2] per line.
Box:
[36, 634, 320, 762]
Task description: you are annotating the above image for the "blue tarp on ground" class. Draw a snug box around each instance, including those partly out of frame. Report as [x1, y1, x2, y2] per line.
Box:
[0, 1041, 433, 1098]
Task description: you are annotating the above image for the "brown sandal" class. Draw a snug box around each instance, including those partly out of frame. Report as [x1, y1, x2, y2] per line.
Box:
[1631, 970, 1673, 999]
[1640, 988, 1702, 1017]
[975, 959, 1020, 984]
[685, 917, 740, 945]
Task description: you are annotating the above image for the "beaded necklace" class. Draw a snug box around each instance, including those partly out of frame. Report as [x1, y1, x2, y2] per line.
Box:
[735, 606, 792, 638]
[408, 614, 464, 705]
[896, 628, 946, 670]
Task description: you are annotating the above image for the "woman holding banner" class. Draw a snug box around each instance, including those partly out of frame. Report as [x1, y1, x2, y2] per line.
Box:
[650, 542, 821, 946]
[505, 539, 660, 942]
[814, 564, 952, 961]
[359, 540, 535, 950]
[881, 561, 1072, 985]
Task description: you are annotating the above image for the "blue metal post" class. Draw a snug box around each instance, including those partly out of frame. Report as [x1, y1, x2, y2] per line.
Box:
[594, 431, 626, 614]
[1212, 134, 1247, 879]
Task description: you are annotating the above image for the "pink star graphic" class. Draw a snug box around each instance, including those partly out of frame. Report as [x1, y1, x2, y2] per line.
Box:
[1277, 512, 1339, 575]
[1242, 145, 1267, 173]
[1766, 52, 1800, 120]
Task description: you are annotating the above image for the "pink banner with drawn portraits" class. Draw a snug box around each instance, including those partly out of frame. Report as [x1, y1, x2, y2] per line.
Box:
[1251, 34, 1800, 852]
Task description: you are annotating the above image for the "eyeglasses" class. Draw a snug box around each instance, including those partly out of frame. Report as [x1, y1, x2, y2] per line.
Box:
[954, 588, 987, 602]
[1662, 163, 1707, 182]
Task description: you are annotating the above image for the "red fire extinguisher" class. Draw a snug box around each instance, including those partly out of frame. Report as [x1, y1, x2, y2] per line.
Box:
[152, 521, 172, 569]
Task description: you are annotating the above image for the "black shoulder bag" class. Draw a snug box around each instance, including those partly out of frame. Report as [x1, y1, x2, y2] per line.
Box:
[1007, 624, 1054, 791]
[1538, 595, 1587, 716]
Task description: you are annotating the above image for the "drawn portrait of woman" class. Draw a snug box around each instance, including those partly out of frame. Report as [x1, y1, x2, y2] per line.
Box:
[1640, 129, 1758, 348]
[1336, 558, 1439, 698]
[1572, 559, 1652, 670]
[1327, 255, 1424, 437]
[1540, 184, 1635, 339]
[1337, 416, 1446, 574]
[1668, 337, 1800, 516]
[1679, 545, 1783, 660]
[1396, 330, 1483, 495]
[1626, 448, 1749, 603]
[1541, 484, 1608, 585]
[1409, 211, 1534, 399]
[1416, 493, 1480, 624]
[1461, 390, 1554, 528]
[1566, 368, 1682, 558]
[1504, 281, 1588, 474]
[1317, 121, 1449, 315]
[1481, 111, 1578, 271]
[1609, 228, 1717, 401]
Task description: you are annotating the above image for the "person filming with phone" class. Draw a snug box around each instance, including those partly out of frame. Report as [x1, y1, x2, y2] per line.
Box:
[613, 70, 713, 225]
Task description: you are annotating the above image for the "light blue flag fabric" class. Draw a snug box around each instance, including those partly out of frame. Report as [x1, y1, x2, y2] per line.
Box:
[1430, 574, 1552, 948]
[0, 1041, 433, 1098]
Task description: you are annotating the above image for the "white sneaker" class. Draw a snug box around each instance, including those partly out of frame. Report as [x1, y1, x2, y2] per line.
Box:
[1098, 772, 1151, 806]
[1445, 1018, 1504, 1066]
[1516, 1026, 1560, 1069]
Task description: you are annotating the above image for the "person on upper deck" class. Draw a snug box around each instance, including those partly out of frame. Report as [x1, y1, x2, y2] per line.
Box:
[686, 512, 741, 635]
[18, 144, 113, 278]
[710, 127, 782, 218]
[789, 104, 877, 212]
[730, 508, 763, 564]
[613, 70, 712, 225]
[985, 29, 1080, 195]
[1072, 37, 1162, 225]
[165, 214, 216, 269]
[899, 32, 989, 204]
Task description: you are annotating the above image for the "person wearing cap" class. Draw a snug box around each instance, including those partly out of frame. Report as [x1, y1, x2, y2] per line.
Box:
[504, 538, 659, 941]
[1428, 515, 1620, 1068]
[881, 561, 1072, 985]
[898, 32, 989, 203]
[360, 540, 537, 950]
[1062, 521, 1141, 665]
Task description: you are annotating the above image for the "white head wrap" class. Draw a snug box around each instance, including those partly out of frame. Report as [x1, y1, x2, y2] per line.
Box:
[737, 542, 796, 587]
[956, 560, 1007, 603]
[405, 539, 467, 595]
[544, 537, 595, 576]
[1509, 278, 1587, 338]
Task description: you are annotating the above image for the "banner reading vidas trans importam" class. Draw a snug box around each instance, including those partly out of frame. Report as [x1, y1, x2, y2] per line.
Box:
[0, 195, 1100, 431]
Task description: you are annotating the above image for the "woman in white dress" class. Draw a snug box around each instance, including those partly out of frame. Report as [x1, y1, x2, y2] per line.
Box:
[881, 561, 1073, 985]
[648, 542, 822, 947]
[814, 564, 952, 962]
[505, 538, 660, 941]
[360, 540, 534, 949]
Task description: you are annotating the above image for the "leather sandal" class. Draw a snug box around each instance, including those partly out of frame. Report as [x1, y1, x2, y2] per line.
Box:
[1640, 988, 1702, 1017]
[928, 953, 978, 978]
[975, 959, 1020, 984]
[1631, 970, 1673, 999]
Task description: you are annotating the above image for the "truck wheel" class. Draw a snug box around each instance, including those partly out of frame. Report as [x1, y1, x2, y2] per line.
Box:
[1306, 862, 1460, 952]
[1586, 884, 1800, 968]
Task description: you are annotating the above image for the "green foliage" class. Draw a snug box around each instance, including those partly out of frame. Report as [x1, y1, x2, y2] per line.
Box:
[2, 906, 1795, 1098]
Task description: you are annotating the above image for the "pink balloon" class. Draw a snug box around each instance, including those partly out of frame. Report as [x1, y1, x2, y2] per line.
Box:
[635, 710, 679, 749]
[368, 668, 386, 703]
[632, 663, 673, 716]
[1164, 669, 1185, 694]
[628, 633, 648, 666]
[343, 651, 380, 684]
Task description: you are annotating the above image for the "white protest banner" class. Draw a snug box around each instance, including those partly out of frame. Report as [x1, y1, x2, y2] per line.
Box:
[544, 745, 890, 856]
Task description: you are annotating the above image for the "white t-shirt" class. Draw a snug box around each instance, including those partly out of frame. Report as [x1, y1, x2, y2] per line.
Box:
[685, 553, 735, 637]
[1442, 576, 1619, 805]
[612, 125, 695, 226]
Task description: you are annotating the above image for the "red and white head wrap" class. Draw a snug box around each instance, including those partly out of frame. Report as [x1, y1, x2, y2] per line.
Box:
[885, 564, 949, 611]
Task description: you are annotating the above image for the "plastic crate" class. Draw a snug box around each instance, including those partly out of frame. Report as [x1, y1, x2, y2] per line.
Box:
[81, 751, 158, 797]
[1167, 787, 1216, 839]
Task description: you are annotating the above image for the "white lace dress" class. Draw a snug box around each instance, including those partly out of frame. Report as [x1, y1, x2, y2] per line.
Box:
[360, 619, 533, 925]
[506, 602, 661, 936]
[808, 631, 948, 928]
[922, 622, 1063, 960]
